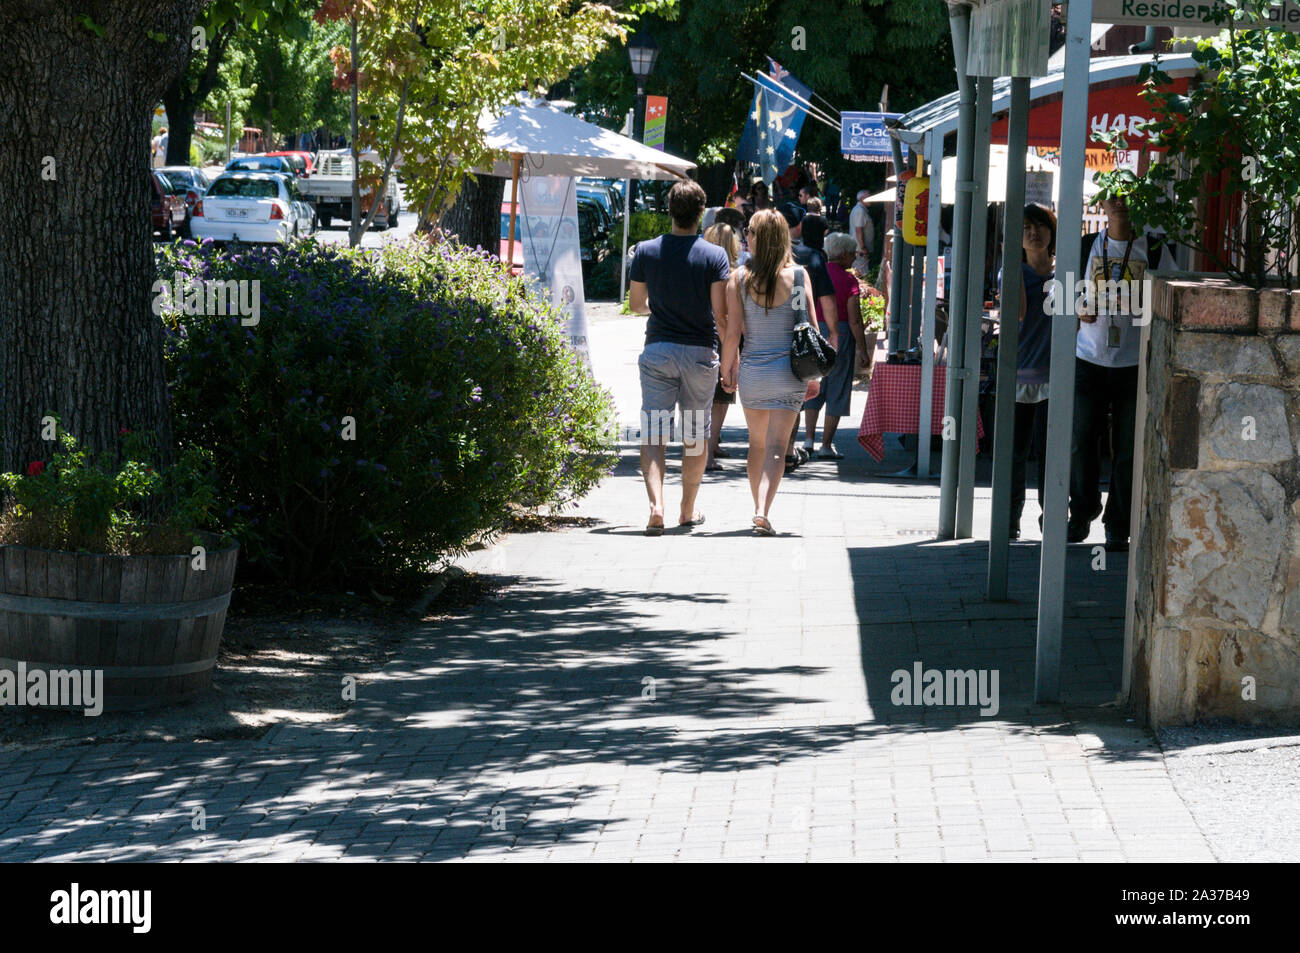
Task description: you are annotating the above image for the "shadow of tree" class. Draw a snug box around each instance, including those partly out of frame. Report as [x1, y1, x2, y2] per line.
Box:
[0, 500, 1147, 863]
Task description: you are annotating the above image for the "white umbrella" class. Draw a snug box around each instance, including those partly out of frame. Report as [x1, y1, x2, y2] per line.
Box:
[477, 97, 696, 266]
[478, 97, 695, 181]
[865, 147, 1099, 205]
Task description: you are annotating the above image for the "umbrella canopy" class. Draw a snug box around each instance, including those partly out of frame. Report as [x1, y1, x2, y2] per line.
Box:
[477, 98, 695, 181]
[864, 146, 1099, 205]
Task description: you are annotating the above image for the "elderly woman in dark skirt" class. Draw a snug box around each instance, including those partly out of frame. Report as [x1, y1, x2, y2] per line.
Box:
[801, 231, 869, 458]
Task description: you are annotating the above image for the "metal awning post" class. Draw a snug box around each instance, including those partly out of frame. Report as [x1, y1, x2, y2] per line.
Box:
[918, 127, 943, 478]
[1036, 0, 1094, 703]
[938, 4, 975, 538]
[888, 136, 909, 355]
[987, 77, 1030, 600]
[955, 75, 993, 539]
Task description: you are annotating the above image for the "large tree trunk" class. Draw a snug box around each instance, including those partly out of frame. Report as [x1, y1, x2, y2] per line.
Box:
[442, 174, 507, 257]
[0, 1, 205, 473]
[162, 83, 196, 166]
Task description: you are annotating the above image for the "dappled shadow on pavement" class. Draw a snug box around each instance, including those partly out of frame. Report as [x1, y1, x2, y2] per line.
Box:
[0, 536, 1142, 863]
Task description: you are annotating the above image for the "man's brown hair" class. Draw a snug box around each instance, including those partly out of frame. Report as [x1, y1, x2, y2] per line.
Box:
[668, 180, 707, 230]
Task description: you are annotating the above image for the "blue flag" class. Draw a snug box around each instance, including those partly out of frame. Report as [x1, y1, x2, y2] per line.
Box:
[737, 60, 812, 185]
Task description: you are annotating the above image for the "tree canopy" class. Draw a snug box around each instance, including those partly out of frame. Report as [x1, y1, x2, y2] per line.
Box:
[558, 0, 954, 195]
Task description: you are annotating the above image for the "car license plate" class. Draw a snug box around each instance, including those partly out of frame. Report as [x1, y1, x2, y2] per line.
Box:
[229, 209, 248, 218]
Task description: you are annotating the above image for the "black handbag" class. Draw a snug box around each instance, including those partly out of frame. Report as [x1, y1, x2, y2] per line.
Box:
[789, 270, 836, 381]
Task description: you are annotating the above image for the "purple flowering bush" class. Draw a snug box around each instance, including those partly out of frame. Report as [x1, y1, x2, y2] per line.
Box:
[155, 238, 615, 587]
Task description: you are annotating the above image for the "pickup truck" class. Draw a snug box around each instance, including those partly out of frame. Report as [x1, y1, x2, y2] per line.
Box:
[300, 149, 401, 229]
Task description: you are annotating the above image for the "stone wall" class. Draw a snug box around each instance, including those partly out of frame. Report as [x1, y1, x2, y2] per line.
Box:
[1132, 275, 1300, 726]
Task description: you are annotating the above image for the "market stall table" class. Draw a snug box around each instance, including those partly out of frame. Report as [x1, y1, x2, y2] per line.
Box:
[857, 362, 984, 462]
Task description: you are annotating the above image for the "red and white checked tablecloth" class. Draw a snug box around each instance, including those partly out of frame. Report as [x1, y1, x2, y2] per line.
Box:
[857, 363, 984, 462]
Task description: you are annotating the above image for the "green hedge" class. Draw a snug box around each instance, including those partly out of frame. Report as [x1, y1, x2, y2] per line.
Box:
[157, 238, 616, 587]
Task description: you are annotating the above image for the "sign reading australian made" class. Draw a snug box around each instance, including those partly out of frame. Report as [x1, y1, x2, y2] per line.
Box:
[1094, 0, 1300, 30]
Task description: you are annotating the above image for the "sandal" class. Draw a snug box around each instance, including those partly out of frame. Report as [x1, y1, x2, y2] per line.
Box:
[752, 515, 775, 536]
[679, 512, 706, 529]
[706, 461, 724, 472]
[784, 453, 800, 473]
[714, 447, 732, 459]
[816, 447, 844, 460]
[645, 520, 665, 537]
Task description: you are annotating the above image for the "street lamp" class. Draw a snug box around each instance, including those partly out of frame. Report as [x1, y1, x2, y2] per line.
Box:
[627, 32, 658, 143]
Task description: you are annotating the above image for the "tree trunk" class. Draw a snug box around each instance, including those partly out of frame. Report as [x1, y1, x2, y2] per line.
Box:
[348, 16, 361, 247]
[442, 174, 506, 257]
[162, 83, 196, 166]
[163, 19, 235, 167]
[0, 1, 205, 473]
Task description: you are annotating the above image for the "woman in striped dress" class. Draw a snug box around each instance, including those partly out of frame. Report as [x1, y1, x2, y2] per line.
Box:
[720, 209, 819, 536]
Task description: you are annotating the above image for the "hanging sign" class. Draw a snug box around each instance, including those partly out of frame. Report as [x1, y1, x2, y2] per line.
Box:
[644, 96, 668, 151]
[1094, 0, 1300, 32]
[519, 176, 590, 367]
[841, 111, 902, 163]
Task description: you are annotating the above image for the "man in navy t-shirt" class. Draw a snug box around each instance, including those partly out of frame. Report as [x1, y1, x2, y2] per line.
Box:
[628, 180, 730, 536]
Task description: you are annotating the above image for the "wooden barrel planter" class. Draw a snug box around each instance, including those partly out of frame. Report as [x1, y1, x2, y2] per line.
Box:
[0, 535, 238, 711]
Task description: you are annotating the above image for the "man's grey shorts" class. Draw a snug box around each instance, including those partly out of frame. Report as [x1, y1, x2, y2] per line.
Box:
[638, 340, 719, 444]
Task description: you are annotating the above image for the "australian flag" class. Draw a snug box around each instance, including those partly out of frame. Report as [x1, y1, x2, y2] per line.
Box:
[737, 58, 812, 185]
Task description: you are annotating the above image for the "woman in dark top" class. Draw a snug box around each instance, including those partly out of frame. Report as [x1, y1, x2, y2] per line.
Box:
[1009, 203, 1056, 539]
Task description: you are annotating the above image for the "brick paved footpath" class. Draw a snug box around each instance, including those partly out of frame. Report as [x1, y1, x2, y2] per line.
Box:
[0, 308, 1228, 862]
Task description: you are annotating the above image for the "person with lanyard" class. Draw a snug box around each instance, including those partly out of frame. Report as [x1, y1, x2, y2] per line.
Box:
[1068, 194, 1169, 551]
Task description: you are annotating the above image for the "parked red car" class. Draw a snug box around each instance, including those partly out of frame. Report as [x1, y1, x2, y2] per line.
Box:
[151, 170, 187, 241]
[266, 150, 314, 176]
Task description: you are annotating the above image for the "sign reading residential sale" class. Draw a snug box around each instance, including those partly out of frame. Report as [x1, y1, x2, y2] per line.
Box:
[1094, 0, 1300, 31]
[520, 176, 590, 366]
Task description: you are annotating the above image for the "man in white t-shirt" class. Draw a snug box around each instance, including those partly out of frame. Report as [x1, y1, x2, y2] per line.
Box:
[1068, 195, 1168, 551]
[850, 190, 874, 273]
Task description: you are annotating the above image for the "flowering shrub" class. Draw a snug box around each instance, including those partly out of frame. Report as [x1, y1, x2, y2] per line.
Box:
[0, 426, 218, 555]
[157, 237, 615, 587]
[856, 280, 887, 334]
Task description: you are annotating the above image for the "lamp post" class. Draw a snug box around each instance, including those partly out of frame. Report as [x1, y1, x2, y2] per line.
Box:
[620, 32, 658, 303]
[627, 32, 659, 143]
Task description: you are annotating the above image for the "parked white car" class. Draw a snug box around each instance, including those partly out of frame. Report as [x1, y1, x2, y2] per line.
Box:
[191, 172, 316, 244]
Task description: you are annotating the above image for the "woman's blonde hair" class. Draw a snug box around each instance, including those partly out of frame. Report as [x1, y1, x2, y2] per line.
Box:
[743, 208, 792, 308]
[703, 223, 740, 268]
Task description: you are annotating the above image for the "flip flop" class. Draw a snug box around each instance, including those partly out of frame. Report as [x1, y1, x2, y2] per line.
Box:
[752, 516, 775, 536]
[817, 447, 845, 460]
[714, 447, 732, 458]
[706, 461, 724, 472]
[679, 512, 706, 529]
[645, 520, 665, 536]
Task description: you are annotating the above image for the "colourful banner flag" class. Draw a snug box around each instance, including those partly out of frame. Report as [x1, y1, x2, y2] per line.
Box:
[644, 95, 667, 150]
[736, 60, 812, 184]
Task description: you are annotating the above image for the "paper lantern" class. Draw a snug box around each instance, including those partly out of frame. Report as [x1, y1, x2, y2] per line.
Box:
[902, 174, 930, 246]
